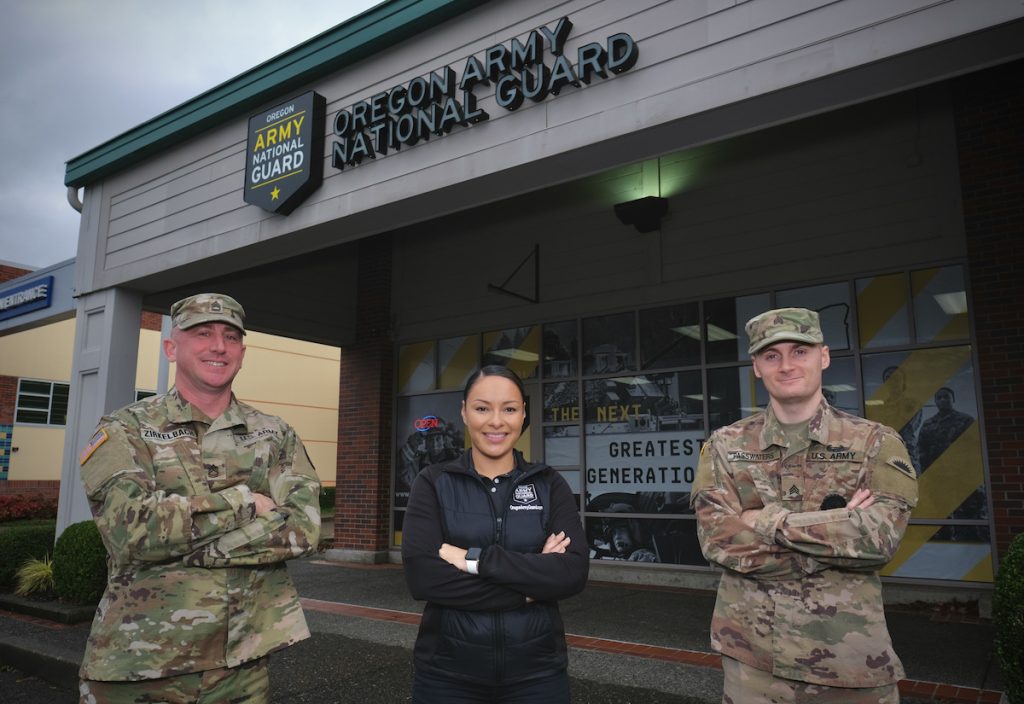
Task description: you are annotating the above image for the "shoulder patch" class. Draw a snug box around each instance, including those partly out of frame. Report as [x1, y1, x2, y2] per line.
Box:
[869, 432, 918, 506]
[691, 438, 717, 498]
[79, 428, 109, 465]
[887, 456, 915, 478]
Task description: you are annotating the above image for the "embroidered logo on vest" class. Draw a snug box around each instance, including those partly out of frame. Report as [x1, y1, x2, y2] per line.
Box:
[510, 483, 543, 511]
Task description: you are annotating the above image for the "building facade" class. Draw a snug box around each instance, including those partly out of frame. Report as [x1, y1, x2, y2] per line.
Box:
[58, 0, 1024, 595]
[0, 263, 341, 496]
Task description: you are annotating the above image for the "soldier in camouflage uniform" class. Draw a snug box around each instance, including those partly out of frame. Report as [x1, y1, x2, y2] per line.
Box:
[691, 308, 918, 704]
[77, 293, 321, 704]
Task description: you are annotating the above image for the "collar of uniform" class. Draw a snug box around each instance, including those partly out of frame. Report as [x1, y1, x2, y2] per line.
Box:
[163, 388, 249, 431]
[208, 395, 249, 432]
[164, 388, 193, 424]
[758, 399, 832, 450]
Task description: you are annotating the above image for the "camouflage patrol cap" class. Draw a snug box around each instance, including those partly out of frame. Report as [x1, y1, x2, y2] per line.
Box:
[170, 293, 246, 334]
[745, 307, 822, 354]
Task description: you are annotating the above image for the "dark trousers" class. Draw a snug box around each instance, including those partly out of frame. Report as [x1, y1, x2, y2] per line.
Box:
[412, 668, 570, 704]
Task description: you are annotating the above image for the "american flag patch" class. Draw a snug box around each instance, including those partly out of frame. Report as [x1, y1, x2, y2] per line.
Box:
[79, 429, 109, 465]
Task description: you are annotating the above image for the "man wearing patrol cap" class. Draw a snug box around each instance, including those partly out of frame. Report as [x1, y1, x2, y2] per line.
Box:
[691, 307, 917, 703]
[77, 293, 320, 703]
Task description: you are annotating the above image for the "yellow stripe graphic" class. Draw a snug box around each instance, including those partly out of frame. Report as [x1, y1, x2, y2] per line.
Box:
[398, 341, 433, 394]
[912, 423, 984, 519]
[866, 346, 971, 432]
[881, 423, 984, 576]
[439, 337, 478, 389]
[856, 273, 908, 347]
[964, 553, 993, 582]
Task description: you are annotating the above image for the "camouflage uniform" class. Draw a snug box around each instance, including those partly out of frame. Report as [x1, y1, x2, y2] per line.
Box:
[691, 308, 918, 694]
[77, 294, 320, 685]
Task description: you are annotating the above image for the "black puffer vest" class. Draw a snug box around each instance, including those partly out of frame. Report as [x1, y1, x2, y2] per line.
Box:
[414, 451, 567, 684]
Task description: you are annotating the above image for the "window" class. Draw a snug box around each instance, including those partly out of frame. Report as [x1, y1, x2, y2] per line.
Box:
[393, 264, 992, 581]
[16, 379, 69, 425]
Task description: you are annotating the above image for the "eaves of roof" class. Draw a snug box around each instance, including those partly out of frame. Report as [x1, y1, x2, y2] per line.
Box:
[64, 0, 487, 187]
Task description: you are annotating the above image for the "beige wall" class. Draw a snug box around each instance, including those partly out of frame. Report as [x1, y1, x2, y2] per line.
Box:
[207, 331, 341, 485]
[2, 321, 340, 485]
[0, 318, 77, 381]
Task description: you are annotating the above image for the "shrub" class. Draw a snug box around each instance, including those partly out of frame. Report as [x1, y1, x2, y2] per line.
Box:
[320, 485, 336, 513]
[0, 494, 58, 522]
[995, 532, 1024, 704]
[53, 520, 108, 605]
[15, 555, 55, 597]
[0, 521, 56, 588]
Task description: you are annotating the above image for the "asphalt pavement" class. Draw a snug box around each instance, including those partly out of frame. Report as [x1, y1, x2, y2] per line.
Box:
[0, 556, 1005, 703]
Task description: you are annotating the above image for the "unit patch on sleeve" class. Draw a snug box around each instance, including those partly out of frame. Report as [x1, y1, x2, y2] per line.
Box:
[79, 429, 109, 465]
[887, 456, 915, 478]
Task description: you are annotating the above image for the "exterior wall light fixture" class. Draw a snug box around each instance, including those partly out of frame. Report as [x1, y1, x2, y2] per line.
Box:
[614, 195, 668, 233]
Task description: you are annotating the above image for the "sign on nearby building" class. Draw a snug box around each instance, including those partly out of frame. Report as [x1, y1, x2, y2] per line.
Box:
[0, 276, 53, 322]
[243, 91, 326, 215]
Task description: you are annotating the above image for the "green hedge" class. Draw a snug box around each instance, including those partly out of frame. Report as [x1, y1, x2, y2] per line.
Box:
[996, 532, 1024, 704]
[320, 485, 336, 513]
[53, 520, 108, 604]
[0, 521, 56, 589]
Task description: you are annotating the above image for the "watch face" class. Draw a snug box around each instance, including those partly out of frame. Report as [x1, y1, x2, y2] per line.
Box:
[466, 547, 482, 561]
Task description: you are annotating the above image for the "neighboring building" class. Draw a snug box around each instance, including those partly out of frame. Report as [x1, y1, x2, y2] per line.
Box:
[0, 262, 340, 496]
[53, 0, 1023, 599]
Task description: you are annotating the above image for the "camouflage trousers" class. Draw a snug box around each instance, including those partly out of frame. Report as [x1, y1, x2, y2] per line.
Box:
[722, 657, 899, 704]
[79, 656, 269, 704]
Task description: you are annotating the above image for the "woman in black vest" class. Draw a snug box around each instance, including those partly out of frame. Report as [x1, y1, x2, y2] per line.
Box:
[402, 365, 589, 704]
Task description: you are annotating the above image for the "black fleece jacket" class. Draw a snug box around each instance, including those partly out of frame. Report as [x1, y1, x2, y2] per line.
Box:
[402, 450, 588, 684]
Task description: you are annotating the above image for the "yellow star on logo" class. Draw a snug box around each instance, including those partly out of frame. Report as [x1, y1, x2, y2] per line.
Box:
[271, 186, 281, 201]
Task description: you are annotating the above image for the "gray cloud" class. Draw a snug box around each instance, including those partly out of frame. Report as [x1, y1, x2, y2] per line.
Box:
[0, 0, 380, 268]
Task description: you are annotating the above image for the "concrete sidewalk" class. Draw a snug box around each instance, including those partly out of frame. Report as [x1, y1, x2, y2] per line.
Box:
[0, 557, 1006, 703]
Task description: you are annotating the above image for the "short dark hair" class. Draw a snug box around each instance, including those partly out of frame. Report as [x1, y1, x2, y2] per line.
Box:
[936, 386, 955, 400]
[463, 365, 530, 431]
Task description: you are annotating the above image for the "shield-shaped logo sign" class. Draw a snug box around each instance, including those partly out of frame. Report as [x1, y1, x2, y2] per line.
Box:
[513, 484, 537, 504]
[244, 91, 326, 215]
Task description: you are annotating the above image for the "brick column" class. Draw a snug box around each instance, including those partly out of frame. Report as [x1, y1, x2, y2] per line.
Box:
[0, 375, 15, 424]
[330, 234, 394, 562]
[952, 59, 1024, 560]
[0, 374, 15, 482]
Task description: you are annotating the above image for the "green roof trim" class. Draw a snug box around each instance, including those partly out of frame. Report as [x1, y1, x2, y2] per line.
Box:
[65, 0, 488, 187]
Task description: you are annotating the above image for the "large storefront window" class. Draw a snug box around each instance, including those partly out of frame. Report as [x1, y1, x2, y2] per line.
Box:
[394, 264, 992, 582]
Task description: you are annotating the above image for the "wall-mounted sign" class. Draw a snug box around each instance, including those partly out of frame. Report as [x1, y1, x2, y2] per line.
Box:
[585, 430, 704, 493]
[332, 17, 638, 171]
[0, 276, 54, 322]
[244, 91, 326, 215]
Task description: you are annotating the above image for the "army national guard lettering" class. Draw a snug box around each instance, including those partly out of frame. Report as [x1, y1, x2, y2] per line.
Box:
[77, 293, 320, 703]
[691, 308, 917, 703]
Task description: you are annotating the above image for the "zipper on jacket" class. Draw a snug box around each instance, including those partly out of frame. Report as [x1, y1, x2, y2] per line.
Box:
[475, 464, 543, 685]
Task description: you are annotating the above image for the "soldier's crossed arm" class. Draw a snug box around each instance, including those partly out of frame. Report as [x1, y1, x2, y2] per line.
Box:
[690, 437, 817, 579]
[79, 418, 260, 566]
[770, 431, 918, 569]
[183, 429, 321, 567]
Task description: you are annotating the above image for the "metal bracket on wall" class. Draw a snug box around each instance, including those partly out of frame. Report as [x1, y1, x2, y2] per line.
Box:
[488, 244, 539, 304]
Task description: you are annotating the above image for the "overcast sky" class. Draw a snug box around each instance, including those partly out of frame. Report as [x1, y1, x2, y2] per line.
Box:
[0, 0, 381, 270]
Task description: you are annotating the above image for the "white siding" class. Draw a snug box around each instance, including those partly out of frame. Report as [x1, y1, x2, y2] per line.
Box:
[81, 0, 1021, 292]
